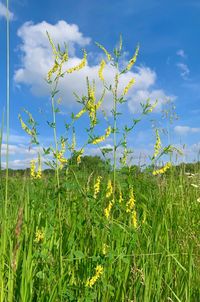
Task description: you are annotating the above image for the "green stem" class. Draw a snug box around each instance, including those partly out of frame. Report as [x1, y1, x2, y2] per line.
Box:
[50, 81, 63, 282]
[5, 0, 10, 216]
[113, 72, 119, 200]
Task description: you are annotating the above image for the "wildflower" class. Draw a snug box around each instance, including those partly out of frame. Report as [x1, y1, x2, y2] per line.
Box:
[98, 59, 106, 82]
[47, 60, 59, 81]
[153, 162, 172, 176]
[106, 179, 113, 198]
[34, 228, 45, 243]
[75, 108, 86, 119]
[77, 149, 84, 165]
[66, 50, 87, 73]
[126, 188, 136, 213]
[95, 42, 112, 61]
[197, 198, 200, 203]
[123, 78, 135, 95]
[92, 126, 111, 145]
[125, 44, 139, 71]
[30, 159, 36, 179]
[19, 115, 32, 136]
[86, 265, 103, 287]
[191, 183, 198, 188]
[132, 210, 137, 228]
[104, 200, 114, 219]
[147, 100, 158, 113]
[93, 176, 102, 199]
[153, 129, 162, 159]
[46, 31, 59, 60]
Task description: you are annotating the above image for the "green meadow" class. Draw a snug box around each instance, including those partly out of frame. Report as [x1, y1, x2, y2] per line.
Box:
[0, 28, 200, 301]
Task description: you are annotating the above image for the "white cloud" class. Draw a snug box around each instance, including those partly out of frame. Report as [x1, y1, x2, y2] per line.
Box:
[176, 49, 187, 59]
[14, 20, 174, 114]
[0, 2, 14, 20]
[176, 63, 190, 80]
[174, 125, 200, 136]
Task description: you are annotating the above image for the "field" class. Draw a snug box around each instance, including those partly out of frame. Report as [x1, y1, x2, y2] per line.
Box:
[0, 22, 200, 301]
[0, 163, 200, 301]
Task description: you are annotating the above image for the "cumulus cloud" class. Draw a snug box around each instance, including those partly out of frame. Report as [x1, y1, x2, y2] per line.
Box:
[0, 2, 14, 20]
[174, 125, 200, 136]
[14, 20, 174, 114]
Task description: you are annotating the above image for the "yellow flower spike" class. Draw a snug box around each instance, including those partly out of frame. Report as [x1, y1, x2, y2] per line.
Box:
[125, 44, 139, 72]
[104, 200, 114, 219]
[153, 129, 162, 159]
[95, 42, 112, 61]
[66, 49, 87, 73]
[98, 59, 106, 82]
[126, 187, 136, 213]
[93, 176, 102, 199]
[46, 31, 59, 60]
[148, 100, 158, 113]
[30, 159, 36, 179]
[92, 126, 111, 145]
[35, 154, 42, 179]
[132, 210, 138, 228]
[34, 228, 45, 243]
[19, 115, 32, 136]
[106, 179, 113, 198]
[123, 78, 135, 96]
[86, 265, 103, 288]
[153, 162, 172, 176]
[77, 149, 84, 165]
[47, 60, 59, 81]
[75, 108, 86, 119]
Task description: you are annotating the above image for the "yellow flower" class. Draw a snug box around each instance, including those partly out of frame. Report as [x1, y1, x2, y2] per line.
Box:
[125, 44, 139, 71]
[66, 50, 87, 73]
[19, 115, 32, 136]
[86, 265, 103, 287]
[96, 42, 112, 61]
[34, 228, 45, 243]
[93, 176, 102, 199]
[126, 188, 136, 213]
[132, 210, 137, 228]
[98, 59, 106, 82]
[47, 60, 59, 81]
[104, 200, 114, 219]
[106, 179, 113, 198]
[75, 108, 86, 119]
[92, 126, 111, 145]
[153, 162, 172, 176]
[148, 100, 158, 113]
[46, 31, 59, 60]
[77, 149, 84, 165]
[197, 198, 200, 203]
[123, 78, 135, 95]
[30, 159, 36, 179]
[153, 129, 162, 159]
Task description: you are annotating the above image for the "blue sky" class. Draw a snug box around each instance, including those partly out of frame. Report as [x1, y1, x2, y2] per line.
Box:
[0, 0, 200, 169]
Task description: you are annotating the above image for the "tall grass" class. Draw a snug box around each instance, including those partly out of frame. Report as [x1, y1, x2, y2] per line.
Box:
[0, 5, 199, 301]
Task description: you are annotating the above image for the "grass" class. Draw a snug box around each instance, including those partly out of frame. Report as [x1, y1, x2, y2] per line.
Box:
[1, 10, 200, 300]
[0, 167, 200, 301]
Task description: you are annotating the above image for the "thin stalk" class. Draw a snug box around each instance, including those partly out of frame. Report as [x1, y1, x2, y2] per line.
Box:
[113, 71, 119, 200]
[50, 80, 63, 281]
[5, 0, 10, 215]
